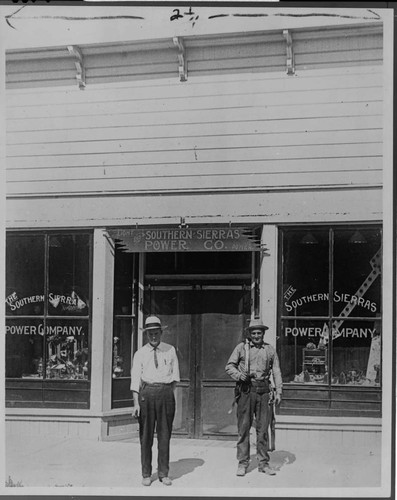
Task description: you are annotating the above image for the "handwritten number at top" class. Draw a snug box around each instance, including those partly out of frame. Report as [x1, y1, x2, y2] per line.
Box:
[170, 9, 183, 21]
[170, 7, 199, 26]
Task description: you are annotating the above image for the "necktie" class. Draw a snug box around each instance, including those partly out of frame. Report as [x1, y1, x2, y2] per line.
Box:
[153, 346, 158, 369]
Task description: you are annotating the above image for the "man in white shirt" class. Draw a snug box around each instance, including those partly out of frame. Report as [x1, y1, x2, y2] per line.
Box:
[130, 315, 180, 487]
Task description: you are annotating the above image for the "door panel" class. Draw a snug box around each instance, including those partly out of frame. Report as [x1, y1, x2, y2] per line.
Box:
[144, 285, 250, 438]
[143, 287, 194, 435]
[201, 385, 239, 435]
[201, 289, 248, 380]
[200, 288, 250, 436]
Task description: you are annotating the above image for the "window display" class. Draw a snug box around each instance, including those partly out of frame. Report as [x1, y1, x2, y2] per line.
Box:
[280, 227, 381, 390]
[111, 247, 138, 408]
[112, 319, 133, 379]
[112, 248, 138, 379]
[45, 318, 89, 380]
[6, 318, 44, 379]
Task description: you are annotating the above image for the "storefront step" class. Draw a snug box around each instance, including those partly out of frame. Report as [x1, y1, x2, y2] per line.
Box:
[273, 415, 381, 453]
[5, 408, 139, 441]
[6, 410, 381, 452]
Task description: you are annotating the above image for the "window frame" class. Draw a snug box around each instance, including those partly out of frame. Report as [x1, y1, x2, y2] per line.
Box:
[277, 224, 382, 417]
[5, 230, 93, 409]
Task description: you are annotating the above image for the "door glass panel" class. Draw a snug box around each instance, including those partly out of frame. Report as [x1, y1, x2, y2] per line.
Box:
[144, 288, 193, 379]
[143, 288, 194, 434]
[201, 287, 250, 435]
[201, 289, 249, 380]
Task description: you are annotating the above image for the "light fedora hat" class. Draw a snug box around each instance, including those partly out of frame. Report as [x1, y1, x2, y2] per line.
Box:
[246, 317, 269, 332]
[142, 315, 168, 331]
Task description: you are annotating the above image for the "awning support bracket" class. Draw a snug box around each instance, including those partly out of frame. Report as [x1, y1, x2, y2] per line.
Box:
[282, 30, 295, 76]
[67, 45, 86, 90]
[173, 36, 187, 82]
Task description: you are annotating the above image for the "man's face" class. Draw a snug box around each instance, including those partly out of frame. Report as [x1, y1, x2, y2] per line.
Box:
[250, 328, 265, 346]
[147, 328, 162, 347]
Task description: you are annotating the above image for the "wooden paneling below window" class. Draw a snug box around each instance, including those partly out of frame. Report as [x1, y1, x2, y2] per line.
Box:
[6, 379, 90, 409]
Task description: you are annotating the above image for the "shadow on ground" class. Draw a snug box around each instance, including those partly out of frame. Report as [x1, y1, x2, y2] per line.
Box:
[152, 458, 205, 482]
[270, 450, 296, 470]
[246, 450, 296, 474]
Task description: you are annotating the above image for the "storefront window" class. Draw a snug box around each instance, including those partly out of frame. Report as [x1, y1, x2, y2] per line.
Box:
[279, 227, 381, 390]
[6, 232, 91, 406]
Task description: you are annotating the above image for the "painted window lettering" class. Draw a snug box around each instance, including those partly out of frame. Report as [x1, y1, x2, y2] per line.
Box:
[6, 324, 84, 336]
[284, 326, 377, 339]
[6, 292, 44, 311]
[6, 291, 86, 311]
[285, 291, 377, 313]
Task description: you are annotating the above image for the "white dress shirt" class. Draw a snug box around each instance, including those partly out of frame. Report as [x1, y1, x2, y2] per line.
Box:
[130, 342, 180, 393]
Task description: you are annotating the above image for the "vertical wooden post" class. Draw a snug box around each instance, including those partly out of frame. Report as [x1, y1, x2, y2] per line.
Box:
[90, 228, 115, 413]
[259, 225, 278, 347]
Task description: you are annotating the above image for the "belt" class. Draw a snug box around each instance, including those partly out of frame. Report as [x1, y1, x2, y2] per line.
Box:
[251, 380, 268, 386]
[250, 380, 269, 393]
[142, 382, 172, 387]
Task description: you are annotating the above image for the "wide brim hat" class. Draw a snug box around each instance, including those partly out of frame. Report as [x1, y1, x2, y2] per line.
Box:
[142, 315, 168, 331]
[245, 318, 269, 332]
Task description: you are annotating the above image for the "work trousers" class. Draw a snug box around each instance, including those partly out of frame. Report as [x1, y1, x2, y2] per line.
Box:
[138, 383, 175, 479]
[236, 388, 272, 469]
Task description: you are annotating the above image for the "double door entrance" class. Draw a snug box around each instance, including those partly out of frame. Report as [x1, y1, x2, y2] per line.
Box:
[143, 279, 252, 438]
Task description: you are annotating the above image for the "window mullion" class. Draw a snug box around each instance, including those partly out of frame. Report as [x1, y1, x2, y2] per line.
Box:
[43, 233, 49, 381]
[329, 228, 334, 398]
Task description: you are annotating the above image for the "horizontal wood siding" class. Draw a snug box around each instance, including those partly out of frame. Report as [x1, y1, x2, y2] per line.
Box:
[293, 29, 383, 70]
[6, 62, 383, 197]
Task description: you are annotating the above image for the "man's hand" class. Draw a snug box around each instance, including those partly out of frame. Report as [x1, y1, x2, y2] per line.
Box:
[275, 393, 282, 406]
[132, 391, 140, 418]
[133, 404, 140, 418]
[239, 370, 250, 382]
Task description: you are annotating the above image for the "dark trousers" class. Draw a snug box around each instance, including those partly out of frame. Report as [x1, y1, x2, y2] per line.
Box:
[236, 388, 272, 469]
[138, 384, 175, 479]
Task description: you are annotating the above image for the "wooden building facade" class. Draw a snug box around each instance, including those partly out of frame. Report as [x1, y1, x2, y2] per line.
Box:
[5, 19, 388, 445]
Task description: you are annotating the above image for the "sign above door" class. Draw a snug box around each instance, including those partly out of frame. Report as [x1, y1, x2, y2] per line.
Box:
[108, 227, 262, 252]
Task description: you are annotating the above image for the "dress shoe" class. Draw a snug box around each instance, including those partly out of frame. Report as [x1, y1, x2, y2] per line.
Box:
[141, 477, 152, 486]
[160, 477, 172, 486]
[236, 465, 246, 476]
[258, 465, 276, 476]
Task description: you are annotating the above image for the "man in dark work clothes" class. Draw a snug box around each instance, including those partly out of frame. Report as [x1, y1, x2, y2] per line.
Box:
[225, 317, 282, 477]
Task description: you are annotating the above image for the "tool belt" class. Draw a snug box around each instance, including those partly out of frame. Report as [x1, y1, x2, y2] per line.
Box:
[250, 379, 270, 395]
[234, 379, 270, 400]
